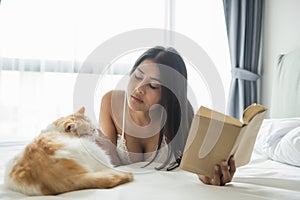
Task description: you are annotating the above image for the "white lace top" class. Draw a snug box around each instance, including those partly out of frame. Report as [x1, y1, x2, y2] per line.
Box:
[116, 92, 169, 165]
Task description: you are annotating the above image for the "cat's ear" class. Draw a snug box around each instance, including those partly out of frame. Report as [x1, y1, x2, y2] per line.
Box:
[77, 107, 85, 115]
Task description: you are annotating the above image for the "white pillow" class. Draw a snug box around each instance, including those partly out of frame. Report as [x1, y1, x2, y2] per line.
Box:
[255, 118, 300, 167]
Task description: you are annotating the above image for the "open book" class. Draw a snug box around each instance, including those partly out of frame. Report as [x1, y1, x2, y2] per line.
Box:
[180, 103, 267, 178]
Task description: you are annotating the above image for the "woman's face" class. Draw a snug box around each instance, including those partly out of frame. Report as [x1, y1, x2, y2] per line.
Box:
[127, 59, 162, 112]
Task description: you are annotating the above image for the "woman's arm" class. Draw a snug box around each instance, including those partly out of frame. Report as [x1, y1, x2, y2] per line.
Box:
[198, 156, 236, 186]
[98, 91, 121, 166]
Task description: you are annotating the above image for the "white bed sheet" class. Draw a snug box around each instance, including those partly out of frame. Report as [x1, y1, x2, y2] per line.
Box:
[1, 140, 300, 200]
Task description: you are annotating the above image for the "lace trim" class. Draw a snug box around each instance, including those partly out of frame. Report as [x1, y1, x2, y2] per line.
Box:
[116, 134, 132, 165]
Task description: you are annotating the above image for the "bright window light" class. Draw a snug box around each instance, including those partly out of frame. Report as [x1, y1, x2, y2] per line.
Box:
[174, 0, 231, 109]
[0, 0, 231, 141]
[0, 0, 165, 61]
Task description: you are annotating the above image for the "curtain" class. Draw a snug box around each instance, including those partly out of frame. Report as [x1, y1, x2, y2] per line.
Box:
[0, 0, 166, 73]
[0, 57, 81, 73]
[223, 0, 264, 119]
[0, 71, 77, 141]
[0, 0, 167, 142]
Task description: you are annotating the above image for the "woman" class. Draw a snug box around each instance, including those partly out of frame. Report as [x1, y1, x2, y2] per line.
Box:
[99, 46, 235, 186]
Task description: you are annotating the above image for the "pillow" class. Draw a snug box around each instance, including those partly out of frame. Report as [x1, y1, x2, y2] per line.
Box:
[270, 49, 300, 118]
[255, 118, 300, 167]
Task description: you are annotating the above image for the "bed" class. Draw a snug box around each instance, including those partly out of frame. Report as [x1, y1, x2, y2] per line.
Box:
[1, 50, 300, 200]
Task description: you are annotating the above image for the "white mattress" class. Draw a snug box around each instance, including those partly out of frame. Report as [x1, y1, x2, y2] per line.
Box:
[1, 138, 300, 200]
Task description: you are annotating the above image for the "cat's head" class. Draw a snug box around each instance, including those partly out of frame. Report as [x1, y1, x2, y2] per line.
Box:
[46, 107, 97, 137]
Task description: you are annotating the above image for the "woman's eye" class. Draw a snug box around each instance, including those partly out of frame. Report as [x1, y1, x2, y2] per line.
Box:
[149, 83, 160, 90]
[134, 74, 142, 80]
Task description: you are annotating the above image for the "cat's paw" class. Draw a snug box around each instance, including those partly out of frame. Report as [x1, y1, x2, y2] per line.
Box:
[123, 172, 134, 182]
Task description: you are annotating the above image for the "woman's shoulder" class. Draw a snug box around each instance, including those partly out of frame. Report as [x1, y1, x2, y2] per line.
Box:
[100, 90, 125, 134]
[102, 90, 125, 100]
[101, 90, 125, 108]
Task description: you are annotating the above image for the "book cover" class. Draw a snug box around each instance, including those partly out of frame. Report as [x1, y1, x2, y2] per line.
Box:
[180, 103, 267, 178]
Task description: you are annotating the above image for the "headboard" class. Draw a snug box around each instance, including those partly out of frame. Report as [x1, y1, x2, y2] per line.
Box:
[270, 49, 300, 118]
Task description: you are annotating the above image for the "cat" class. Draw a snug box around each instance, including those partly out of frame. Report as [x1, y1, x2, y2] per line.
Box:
[4, 107, 133, 195]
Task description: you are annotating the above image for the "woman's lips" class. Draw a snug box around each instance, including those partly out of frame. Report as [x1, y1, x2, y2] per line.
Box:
[131, 95, 143, 103]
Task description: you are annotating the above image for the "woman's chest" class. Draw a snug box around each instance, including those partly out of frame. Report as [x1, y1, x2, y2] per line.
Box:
[115, 125, 160, 154]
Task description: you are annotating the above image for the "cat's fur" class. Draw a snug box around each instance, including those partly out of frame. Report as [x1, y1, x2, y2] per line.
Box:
[4, 107, 133, 195]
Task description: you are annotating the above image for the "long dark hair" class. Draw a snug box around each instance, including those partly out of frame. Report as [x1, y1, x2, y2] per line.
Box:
[130, 46, 194, 170]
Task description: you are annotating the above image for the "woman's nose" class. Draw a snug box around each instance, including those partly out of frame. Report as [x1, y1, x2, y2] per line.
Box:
[135, 80, 147, 94]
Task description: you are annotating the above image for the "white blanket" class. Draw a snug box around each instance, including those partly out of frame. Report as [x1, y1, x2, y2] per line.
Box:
[1, 139, 300, 200]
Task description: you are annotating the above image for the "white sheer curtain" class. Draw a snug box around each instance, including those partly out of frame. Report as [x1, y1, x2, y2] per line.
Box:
[174, 0, 231, 110]
[0, 0, 166, 70]
[0, 0, 165, 141]
[0, 0, 230, 141]
[0, 71, 77, 141]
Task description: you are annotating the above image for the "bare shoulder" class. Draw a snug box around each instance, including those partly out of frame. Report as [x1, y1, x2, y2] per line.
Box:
[99, 90, 125, 143]
[101, 90, 125, 110]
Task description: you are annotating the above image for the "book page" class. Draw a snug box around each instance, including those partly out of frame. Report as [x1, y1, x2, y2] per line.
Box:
[198, 106, 243, 127]
[242, 103, 267, 124]
[233, 111, 267, 167]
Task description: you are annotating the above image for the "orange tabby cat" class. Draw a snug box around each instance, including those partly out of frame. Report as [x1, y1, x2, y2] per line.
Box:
[4, 107, 133, 195]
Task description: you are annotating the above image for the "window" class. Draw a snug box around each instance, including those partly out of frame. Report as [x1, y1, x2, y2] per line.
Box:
[0, 0, 166, 71]
[0, 0, 230, 141]
[174, 0, 231, 110]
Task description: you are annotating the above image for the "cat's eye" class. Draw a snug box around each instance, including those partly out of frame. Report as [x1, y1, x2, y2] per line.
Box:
[66, 125, 72, 132]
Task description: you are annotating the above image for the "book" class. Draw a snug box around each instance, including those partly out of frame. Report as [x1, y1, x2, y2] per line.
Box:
[180, 103, 267, 178]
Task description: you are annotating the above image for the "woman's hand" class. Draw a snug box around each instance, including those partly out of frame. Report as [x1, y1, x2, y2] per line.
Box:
[198, 156, 236, 186]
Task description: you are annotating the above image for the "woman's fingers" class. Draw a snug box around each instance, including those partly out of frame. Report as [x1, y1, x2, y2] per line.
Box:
[220, 156, 236, 185]
[198, 166, 221, 186]
[198, 156, 236, 186]
[220, 161, 231, 184]
[211, 165, 221, 185]
[229, 156, 236, 177]
[198, 174, 211, 185]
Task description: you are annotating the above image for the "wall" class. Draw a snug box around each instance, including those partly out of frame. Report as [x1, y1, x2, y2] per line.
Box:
[262, 0, 300, 117]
